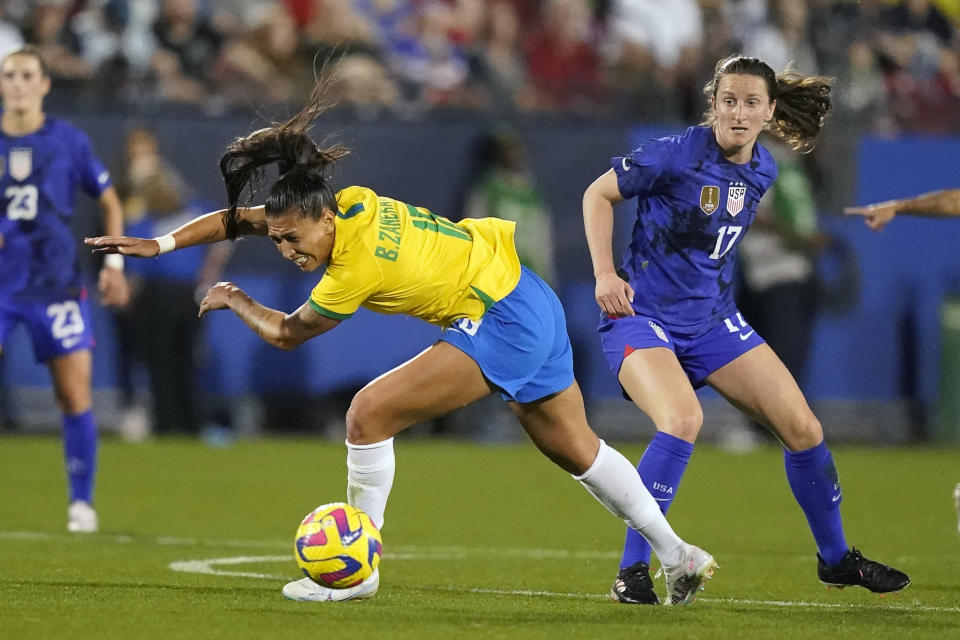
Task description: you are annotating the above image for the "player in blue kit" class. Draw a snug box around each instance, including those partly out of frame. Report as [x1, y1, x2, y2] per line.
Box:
[0, 46, 128, 532]
[582, 54, 910, 603]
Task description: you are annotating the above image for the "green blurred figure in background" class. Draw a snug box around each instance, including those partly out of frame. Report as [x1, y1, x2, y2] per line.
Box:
[465, 127, 555, 285]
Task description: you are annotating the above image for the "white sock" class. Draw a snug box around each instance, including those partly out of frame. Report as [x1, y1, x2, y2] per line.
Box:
[346, 438, 395, 529]
[574, 440, 685, 568]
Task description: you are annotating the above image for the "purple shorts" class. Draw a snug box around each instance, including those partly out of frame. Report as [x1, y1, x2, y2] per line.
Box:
[598, 310, 765, 389]
[0, 290, 95, 362]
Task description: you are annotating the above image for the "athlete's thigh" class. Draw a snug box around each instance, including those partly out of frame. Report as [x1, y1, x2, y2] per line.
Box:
[704, 343, 822, 449]
[620, 346, 702, 436]
[48, 349, 93, 413]
[22, 295, 95, 362]
[353, 341, 494, 431]
[508, 380, 599, 474]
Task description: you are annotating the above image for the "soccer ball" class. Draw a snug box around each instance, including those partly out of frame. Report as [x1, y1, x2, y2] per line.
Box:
[294, 502, 383, 588]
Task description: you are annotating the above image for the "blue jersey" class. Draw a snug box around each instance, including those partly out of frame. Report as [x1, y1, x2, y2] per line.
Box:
[613, 126, 777, 333]
[0, 116, 111, 302]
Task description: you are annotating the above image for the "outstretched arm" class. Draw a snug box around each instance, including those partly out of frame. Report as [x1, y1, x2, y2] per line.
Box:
[844, 189, 960, 231]
[85, 205, 268, 257]
[583, 169, 634, 317]
[198, 281, 339, 350]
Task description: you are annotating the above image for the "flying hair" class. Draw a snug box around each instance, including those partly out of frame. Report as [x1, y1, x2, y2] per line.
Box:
[701, 54, 833, 153]
[219, 73, 350, 239]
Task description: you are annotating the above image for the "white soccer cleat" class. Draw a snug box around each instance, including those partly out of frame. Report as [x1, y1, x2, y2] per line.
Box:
[656, 544, 718, 606]
[67, 500, 99, 533]
[282, 569, 380, 602]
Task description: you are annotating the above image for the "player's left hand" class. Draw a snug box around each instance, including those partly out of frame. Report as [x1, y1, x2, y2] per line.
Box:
[844, 202, 897, 231]
[98, 266, 130, 308]
[198, 281, 240, 318]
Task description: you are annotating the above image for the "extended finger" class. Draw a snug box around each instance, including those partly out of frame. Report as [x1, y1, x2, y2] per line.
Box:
[85, 236, 128, 245]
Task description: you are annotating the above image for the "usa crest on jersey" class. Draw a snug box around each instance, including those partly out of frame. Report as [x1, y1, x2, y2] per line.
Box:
[726, 183, 746, 216]
[9, 147, 32, 181]
[699, 186, 720, 214]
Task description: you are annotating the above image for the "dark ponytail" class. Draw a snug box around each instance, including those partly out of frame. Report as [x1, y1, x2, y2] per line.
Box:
[702, 54, 833, 153]
[219, 80, 350, 239]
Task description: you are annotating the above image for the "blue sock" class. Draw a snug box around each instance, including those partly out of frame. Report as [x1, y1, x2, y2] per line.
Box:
[783, 441, 848, 565]
[63, 409, 97, 504]
[620, 431, 694, 569]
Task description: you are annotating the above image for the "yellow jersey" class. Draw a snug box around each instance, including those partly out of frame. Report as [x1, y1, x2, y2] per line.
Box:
[308, 186, 522, 326]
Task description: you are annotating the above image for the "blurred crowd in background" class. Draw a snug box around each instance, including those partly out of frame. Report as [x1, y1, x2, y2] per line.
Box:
[0, 0, 958, 132]
[2, 0, 959, 444]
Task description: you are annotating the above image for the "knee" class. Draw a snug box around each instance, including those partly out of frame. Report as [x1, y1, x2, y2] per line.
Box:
[782, 412, 824, 451]
[54, 387, 91, 415]
[541, 433, 599, 476]
[345, 389, 391, 445]
[654, 408, 703, 441]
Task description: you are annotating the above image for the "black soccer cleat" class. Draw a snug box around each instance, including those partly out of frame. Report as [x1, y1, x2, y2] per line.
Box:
[610, 561, 660, 605]
[817, 547, 911, 594]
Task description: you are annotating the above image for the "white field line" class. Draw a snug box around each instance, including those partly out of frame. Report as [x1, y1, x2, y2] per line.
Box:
[167, 554, 960, 614]
[0, 531, 923, 565]
[0, 530, 619, 559]
[169, 555, 292, 580]
[5, 530, 956, 614]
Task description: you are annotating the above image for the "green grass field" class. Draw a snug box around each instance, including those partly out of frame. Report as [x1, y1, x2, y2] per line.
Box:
[1, 435, 958, 639]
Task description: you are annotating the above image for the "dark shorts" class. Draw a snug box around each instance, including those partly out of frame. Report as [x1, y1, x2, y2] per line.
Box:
[440, 267, 574, 404]
[599, 310, 765, 389]
[0, 290, 95, 362]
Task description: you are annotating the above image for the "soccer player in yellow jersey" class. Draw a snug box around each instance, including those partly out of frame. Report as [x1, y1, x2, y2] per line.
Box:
[86, 83, 717, 606]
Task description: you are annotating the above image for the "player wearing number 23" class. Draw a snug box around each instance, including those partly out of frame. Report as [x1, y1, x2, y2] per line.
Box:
[584, 54, 910, 603]
[0, 46, 129, 533]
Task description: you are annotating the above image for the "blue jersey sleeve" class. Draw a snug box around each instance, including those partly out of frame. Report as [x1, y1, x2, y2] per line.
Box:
[611, 136, 678, 200]
[74, 129, 111, 199]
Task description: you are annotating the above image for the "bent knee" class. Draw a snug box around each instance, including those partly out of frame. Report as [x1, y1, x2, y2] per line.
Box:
[654, 409, 703, 441]
[345, 389, 398, 445]
[780, 413, 824, 451]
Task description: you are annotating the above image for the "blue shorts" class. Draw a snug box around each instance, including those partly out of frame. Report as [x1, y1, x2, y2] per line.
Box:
[0, 290, 95, 362]
[599, 310, 765, 389]
[440, 267, 574, 404]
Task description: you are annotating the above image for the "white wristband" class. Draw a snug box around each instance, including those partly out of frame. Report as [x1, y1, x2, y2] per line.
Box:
[154, 234, 176, 255]
[104, 253, 124, 271]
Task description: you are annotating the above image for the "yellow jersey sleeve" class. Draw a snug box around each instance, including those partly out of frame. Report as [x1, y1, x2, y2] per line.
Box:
[308, 243, 382, 320]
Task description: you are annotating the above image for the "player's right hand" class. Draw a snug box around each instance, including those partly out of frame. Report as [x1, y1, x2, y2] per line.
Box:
[595, 271, 635, 318]
[85, 235, 161, 258]
[198, 282, 240, 317]
[843, 202, 897, 231]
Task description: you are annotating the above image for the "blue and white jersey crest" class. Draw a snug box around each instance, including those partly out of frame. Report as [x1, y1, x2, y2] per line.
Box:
[726, 182, 746, 216]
